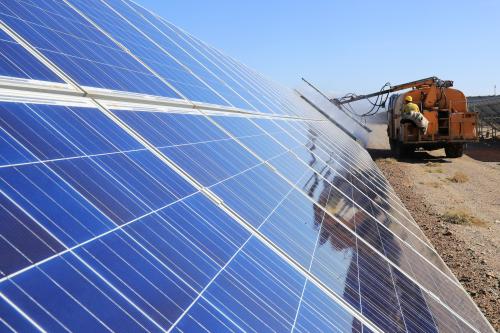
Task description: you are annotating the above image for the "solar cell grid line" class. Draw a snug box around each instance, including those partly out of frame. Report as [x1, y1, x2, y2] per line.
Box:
[225, 176, 416, 330]
[289, 183, 334, 331]
[310, 171, 486, 330]
[0, 125, 38, 166]
[0, 98, 352, 280]
[5, 253, 170, 332]
[0, 292, 47, 332]
[0, 103, 145, 160]
[95, 157, 376, 330]
[317, 124, 391, 187]
[174, 187, 366, 332]
[172, 233, 372, 331]
[0, 98, 488, 326]
[73, 201, 246, 328]
[0, 0, 183, 99]
[170, 299, 245, 333]
[317, 131, 388, 187]
[218, 239, 327, 330]
[220, 58, 304, 117]
[0, 196, 66, 278]
[201, 46, 303, 117]
[229, 160, 452, 330]
[193, 113, 490, 330]
[95, 0, 258, 113]
[292, 280, 366, 333]
[297, 120, 381, 178]
[0, 189, 222, 326]
[342, 163, 415, 224]
[303, 119, 421, 230]
[226, 116, 415, 233]
[0, 162, 118, 249]
[63, 0, 234, 108]
[292, 158, 484, 330]
[346, 171, 432, 246]
[121, 0, 278, 117]
[237, 68, 316, 119]
[421, 297, 476, 333]
[0, 26, 63, 83]
[0, 185, 197, 330]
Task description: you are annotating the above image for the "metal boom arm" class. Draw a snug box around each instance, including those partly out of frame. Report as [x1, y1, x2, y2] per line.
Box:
[330, 76, 453, 106]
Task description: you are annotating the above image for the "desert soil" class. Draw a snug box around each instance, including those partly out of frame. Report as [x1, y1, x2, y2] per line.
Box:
[366, 123, 500, 331]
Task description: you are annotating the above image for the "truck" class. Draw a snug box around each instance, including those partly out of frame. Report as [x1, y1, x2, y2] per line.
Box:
[333, 77, 478, 158]
[301, 76, 478, 158]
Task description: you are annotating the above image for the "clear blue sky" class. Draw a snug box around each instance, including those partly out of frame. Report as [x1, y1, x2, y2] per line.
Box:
[137, 0, 499, 97]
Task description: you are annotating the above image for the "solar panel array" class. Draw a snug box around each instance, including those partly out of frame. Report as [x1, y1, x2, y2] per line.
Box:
[468, 95, 500, 133]
[0, 0, 494, 332]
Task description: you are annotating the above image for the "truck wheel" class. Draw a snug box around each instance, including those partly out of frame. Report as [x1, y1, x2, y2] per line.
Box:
[391, 141, 413, 158]
[445, 143, 464, 158]
[389, 139, 397, 152]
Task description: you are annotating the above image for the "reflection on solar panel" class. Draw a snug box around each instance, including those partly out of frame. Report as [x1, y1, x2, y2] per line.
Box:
[0, 0, 494, 332]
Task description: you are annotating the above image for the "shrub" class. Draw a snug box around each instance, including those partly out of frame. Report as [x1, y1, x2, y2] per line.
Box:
[448, 171, 469, 183]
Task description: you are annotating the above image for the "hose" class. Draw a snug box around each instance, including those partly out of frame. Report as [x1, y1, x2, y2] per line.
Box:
[336, 82, 391, 119]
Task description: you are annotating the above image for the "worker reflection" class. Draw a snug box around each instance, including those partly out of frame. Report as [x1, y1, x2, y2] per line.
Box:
[302, 124, 434, 331]
[401, 95, 428, 134]
[311, 171, 438, 332]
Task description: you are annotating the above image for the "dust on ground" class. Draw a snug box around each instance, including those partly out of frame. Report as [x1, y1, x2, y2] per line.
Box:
[366, 123, 500, 330]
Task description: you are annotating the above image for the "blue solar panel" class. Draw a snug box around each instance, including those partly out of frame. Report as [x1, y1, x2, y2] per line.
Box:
[88, 0, 259, 110]
[0, 0, 180, 98]
[113, 109, 489, 332]
[0, 28, 63, 82]
[67, 0, 234, 106]
[0, 196, 65, 277]
[0, 1, 494, 332]
[121, 0, 280, 115]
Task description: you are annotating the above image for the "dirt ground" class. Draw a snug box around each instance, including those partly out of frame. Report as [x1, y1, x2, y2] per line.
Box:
[366, 124, 500, 331]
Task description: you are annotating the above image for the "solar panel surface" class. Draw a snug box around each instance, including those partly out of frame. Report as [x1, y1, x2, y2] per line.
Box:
[0, 0, 494, 332]
[0, 28, 63, 82]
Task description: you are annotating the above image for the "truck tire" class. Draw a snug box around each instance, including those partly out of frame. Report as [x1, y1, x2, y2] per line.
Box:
[445, 143, 464, 158]
[391, 140, 413, 158]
